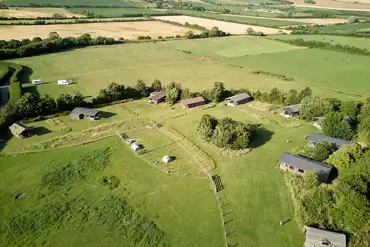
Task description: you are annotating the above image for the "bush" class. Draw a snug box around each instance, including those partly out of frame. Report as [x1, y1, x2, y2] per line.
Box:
[299, 96, 333, 120]
[322, 112, 354, 140]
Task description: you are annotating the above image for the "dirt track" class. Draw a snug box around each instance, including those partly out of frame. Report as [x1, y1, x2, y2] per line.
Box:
[153, 15, 290, 34]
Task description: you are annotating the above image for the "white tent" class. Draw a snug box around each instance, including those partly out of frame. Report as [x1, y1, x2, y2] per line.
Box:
[162, 156, 172, 163]
[131, 143, 141, 151]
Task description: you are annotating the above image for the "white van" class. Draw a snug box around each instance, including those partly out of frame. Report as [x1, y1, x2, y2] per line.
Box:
[32, 79, 44, 85]
[57, 79, 72, 85]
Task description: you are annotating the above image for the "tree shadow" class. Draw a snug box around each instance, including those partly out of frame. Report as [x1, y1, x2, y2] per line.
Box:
[32, 126, 52, 136]
[99, 111, 117, 119]
[0, 130, 12, 152]
[248, 127, 274, 148]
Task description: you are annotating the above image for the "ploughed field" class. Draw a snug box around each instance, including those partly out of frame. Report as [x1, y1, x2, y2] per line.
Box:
[0, 21, 199, 40]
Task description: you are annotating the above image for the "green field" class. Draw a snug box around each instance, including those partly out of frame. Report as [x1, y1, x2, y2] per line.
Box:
[315, 22, 370, 32]
[0, 98, 314, 246]
[68, 7, 167, 17]
[4, 0, 135, 7]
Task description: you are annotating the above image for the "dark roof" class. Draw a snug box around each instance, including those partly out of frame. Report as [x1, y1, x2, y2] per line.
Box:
[306, 133, 351, 147]
[304, 226, 346, 247]
[226, 93, 251, 102]
[9, 123, 29, 135]
[279, 152, 332, 174]
[69, 107, 100, 117]
[181, 97, 205, 106]
[283, 104, 301, 114]
[149, 91, 166, 101]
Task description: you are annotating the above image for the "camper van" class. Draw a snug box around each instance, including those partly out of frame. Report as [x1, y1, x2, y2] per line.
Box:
[32, 80, 44, 85]
[57, 79, 72, 85]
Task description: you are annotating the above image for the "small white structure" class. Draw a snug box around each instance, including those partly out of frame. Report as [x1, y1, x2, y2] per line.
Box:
[162, 155, 173, 163]
[57, 79, 72, 85]
[131, 143, 141, 151]
[32, 79, 44, 85]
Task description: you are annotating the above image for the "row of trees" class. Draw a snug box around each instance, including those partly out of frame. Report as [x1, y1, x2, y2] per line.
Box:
[254, 86, 312, 105]
[184, 26, 230, 39]
[197, 114, 257, 150]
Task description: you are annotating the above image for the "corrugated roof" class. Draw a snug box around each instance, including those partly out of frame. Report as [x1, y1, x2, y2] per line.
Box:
[306, 133, 351, 147]
[279, 152, 332, 173]
[181, 97, 205, 106]
[149, 91, 166, 101]
[226, 93, 251, 102]
[283, 104, 301, 114]
[69, 107, 100, 117]
[304, 226, 346, 247]
[9, 123, 29, 136]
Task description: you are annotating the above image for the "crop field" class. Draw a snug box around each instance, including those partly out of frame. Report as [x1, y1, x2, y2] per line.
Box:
[0, 17, 148, 24]
[68, 7, 167, 18]
[153, 15, 290, 34]
[291, 0, 370, 10]
[315, 22, 370, 32]
[3, 0, 135, 7]
[0, 97, 315, 246]
[0, 7, 84, 18]
[0, 21, 198, 40]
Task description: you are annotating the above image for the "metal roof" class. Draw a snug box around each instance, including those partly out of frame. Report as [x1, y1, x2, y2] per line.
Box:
[283, 104, 301, 114]
[304, 226, 346, 247]
[306, 133, 351, 147]
[226, 93, 251, 102]
[69, 107, 100, 117]
[181, 97, 205, 106]
[148, 91, 166, 101]
[9, 123, 29, 136]
[279, 152, 332, 174]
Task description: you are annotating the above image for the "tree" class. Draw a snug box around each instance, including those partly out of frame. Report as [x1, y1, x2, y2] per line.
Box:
[326, 143, 363, 170]
[311, 142, 336, 161]
[285, 89, 298, 105]
[299, 96, 333, 120]
[322, 112, 353, 140]
[39, 94, 56, 115]
[197, 114, 218, 140]
[184, 31, 194, 39]
[297, 87, 312, 102]
[181, 88, 191, 99]
[151, 79, 162, 92]
[210, 82, 225, 103]
[341, 100, 360, 120]
[166, 87, 180, 105]
[135, 79, 149, 97]
[209, 26, 220, 37]
[48, 32, 60, 39]
[348, 16, 359, 23]
[16, 93, 41, 118]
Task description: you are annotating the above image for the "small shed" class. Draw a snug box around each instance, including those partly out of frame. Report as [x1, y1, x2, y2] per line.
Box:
[278, 152, 333, 182]
[69, 107, 100, 120]
[303, 225, 346, 247]
[148, 91, 166, 104]
[131, 143, 141, 151]
[9, 123, 32, 139]
[57, 79, 72, 85]
[306, 133, 351, 148]
[281, 104, 301, 118]
[162, 155, 173, 163]
[181, 97, 206, 109]
[225, 93, 252, 106]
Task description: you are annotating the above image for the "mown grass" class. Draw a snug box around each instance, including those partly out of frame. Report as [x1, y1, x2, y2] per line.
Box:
[315, 22, 370, 32]
[68, 7, 167, 17]
[5, 0, 135, 7]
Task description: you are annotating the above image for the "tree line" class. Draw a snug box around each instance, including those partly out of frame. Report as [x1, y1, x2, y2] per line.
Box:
[0, 18, 152, 26]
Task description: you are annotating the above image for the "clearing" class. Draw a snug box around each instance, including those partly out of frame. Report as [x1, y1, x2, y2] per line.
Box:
[0, 21, 199, 40]
[0, 7, 84, 18]
[153, 15, 290, 34]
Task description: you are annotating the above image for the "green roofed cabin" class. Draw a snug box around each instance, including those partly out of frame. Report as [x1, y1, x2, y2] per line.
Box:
[9, 123, 32, 139]
[69, 107, 100, 120]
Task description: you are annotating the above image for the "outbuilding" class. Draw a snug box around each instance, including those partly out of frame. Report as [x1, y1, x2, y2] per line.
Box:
[181, 97, 206, 109]
[148, 91, 166, 104]
[306, 133, 351, 148]
[313, 116, 352, 130]
[9, 123, 32, 139]
[32, 79, 44, 85]
[69, 107, 100, 120]
[162, 155, 173, 163]
[225, 93, 252, 106]
[303, 225, 346, 247]
[281, 104, 301, 118]
[57, 79, 72, 85]
[278, 152, 333, 182]
[131, 143, 141, 151]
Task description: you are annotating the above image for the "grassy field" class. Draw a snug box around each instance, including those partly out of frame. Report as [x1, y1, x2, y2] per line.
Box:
[4, 0, 135, 7]
[315, 22, 370, 32]
[0, 7, 84, 18]
[0, 98, 313, 246]
[68, 7, 167, 17]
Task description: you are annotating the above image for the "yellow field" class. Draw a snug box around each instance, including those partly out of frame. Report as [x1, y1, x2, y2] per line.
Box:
[153, 15, 290, 34]
[0, 7, 84, 18]
[0, 21, 199, 40]
[291, 0, 370, 10]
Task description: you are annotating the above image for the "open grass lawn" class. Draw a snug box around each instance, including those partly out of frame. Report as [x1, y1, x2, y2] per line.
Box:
[68, 7, 165, 17]
[0, 99, 312, 246]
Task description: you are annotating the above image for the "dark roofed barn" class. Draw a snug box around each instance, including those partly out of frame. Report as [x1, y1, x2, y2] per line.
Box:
[225, 93, 252, 106]
[148, 91, 166, 104]
[278, 152, 332, 182]
[281, 104, 301, 117]
[9, 123, 32, 139]
[69, 107, 100, 120]
[303, 225, 346, 247]
[306, 133, 351, 148]
[181, 97, 206, 109]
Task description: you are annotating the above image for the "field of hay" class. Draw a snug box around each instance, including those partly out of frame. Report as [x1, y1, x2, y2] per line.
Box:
[291, 0, 370, 10]
[153, 15, 290, 34]
[0, 7, 84, 18]
[0, 21, 198, 40]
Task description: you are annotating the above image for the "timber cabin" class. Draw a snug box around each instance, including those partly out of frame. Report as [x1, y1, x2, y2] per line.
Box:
[181, 97, 206, 109]
[69, 107, 100, 120]
[148, 91, 166, 104]
[225, 93, 252, 106]
[306, 133, 351, 148]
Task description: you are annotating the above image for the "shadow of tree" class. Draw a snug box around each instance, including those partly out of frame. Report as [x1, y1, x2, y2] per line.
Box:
[100, 111, 117, 119]
[249, 126, 274, 148]
[32, 126, 52, 136]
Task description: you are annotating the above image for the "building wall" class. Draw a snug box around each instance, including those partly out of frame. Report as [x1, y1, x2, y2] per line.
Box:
[279, 163, 305, 176]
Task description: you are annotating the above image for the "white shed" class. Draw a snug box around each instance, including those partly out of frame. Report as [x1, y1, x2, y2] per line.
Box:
[32, 79, 44, 85]
[162, 156, 172, 163]
[57, 79, 71, 85]
[131, 143, 141, 151]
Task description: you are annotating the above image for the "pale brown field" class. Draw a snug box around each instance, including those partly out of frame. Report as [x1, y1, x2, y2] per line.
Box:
[0, 21, 200, 40]
[153, 15, 290, 34]
[0, 17, 148, 24]
[0, 7, 84, 18]
[222, 14, 347, 25]
[291, 0, 370, 10]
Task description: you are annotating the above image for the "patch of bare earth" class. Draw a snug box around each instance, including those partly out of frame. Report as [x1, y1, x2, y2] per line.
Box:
[0, 7, 84, 18]
[0, 21, 200, 40]
[153, 15, 290, 34]
[291, 0, 370, 10]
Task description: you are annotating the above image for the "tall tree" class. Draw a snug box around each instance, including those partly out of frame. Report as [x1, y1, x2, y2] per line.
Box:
[322, 112, 353, 140]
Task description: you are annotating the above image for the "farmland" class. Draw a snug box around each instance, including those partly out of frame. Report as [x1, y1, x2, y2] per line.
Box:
[0, 21, 198, 40]
[291, 0, 370, 10]
[68, 7, 168, 17]
[0, 7, 84, 18]
[315, 22, 370, 32]
[3, 0, 135, 7]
